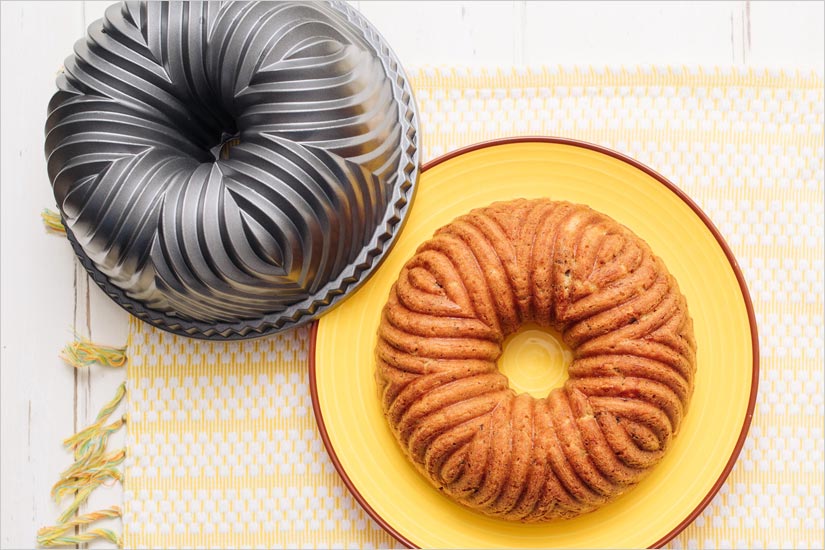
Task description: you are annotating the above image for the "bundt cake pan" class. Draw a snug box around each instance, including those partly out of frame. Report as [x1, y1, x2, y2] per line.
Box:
[45, 0, 419, 340]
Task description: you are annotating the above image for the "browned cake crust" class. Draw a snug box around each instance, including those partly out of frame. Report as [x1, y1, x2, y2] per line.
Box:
[375, 198, 697, 522]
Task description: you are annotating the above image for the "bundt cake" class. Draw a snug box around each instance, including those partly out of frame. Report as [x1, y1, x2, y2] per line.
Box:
[375, 198, 696, 522]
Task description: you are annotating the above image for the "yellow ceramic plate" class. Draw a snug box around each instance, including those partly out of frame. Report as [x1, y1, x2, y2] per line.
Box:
[311, 138, 758, 549]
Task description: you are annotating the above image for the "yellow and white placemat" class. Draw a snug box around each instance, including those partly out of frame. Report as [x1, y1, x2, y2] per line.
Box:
[121, 66, 823, 549]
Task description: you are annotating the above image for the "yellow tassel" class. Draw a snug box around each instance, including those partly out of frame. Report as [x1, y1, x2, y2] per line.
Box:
[41, 209, 66, 234]
[65, 383, 126, 449]
[65, 416, 125, 464]
[63, 382, 125, 452]
[52, 384, 126, 502]
[60, 337, 127, 368]
[52, 447, 125, 503]
[40, 383, 127, 547]
[37, 506, 122, 547]
[64, 416, 123, 460]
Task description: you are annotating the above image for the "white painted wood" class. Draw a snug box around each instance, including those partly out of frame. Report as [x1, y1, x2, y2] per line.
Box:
[68, 4, 132, 549]
[0, 1, 821, 549]
[358, 1, 518, 67]
[523, 1, 739, 67]
[82, 0, 110, 28]
[1, 2, 90, 549]
[749, 1, 825, 70]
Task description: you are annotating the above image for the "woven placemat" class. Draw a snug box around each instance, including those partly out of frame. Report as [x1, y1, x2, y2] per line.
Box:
[122, 66, 824, 549]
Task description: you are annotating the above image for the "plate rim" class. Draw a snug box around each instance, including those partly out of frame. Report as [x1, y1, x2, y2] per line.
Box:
[309, 136, 760, 549]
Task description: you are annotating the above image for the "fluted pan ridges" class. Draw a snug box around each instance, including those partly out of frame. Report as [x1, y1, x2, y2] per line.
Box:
[45, 1, 418, 337]
[376, 198, 696, 521]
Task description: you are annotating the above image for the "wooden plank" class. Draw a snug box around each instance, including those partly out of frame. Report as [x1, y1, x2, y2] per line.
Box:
[749, 0, 825, 70]
[522, 1, 737, 67]
[358, 1, 518, 66]
[73, 5, 131, 549]
[0, 2, 86, 549]
[77, 285, 128, 550]
[81, 0, 109, 29]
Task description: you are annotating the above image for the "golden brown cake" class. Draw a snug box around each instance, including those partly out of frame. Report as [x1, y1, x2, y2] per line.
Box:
[375, 198, 696, 522]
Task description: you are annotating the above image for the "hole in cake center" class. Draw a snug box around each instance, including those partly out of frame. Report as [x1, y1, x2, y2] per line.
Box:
[499, 323, 573, 398]
[210, 130, 241, 161]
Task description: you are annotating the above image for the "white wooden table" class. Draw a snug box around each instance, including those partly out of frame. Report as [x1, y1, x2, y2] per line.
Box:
[1, 1, 822, 548]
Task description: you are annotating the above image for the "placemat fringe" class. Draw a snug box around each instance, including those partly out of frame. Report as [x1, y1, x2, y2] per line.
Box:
[60, 336, 127, 368]
[41, 208, 65, 234]
[38, 382, 127, 548]
[37, 507, 122, 547]
[33, 254, 130, 547]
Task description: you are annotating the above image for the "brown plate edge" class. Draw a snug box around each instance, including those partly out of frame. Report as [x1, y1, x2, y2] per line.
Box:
[308, 136, 761, 550]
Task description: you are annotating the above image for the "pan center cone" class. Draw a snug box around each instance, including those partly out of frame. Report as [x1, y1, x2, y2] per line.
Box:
[499, 323, 573, 398]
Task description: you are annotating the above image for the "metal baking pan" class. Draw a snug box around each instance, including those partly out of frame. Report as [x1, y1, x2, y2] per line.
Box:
[45, 0, 419, 340]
